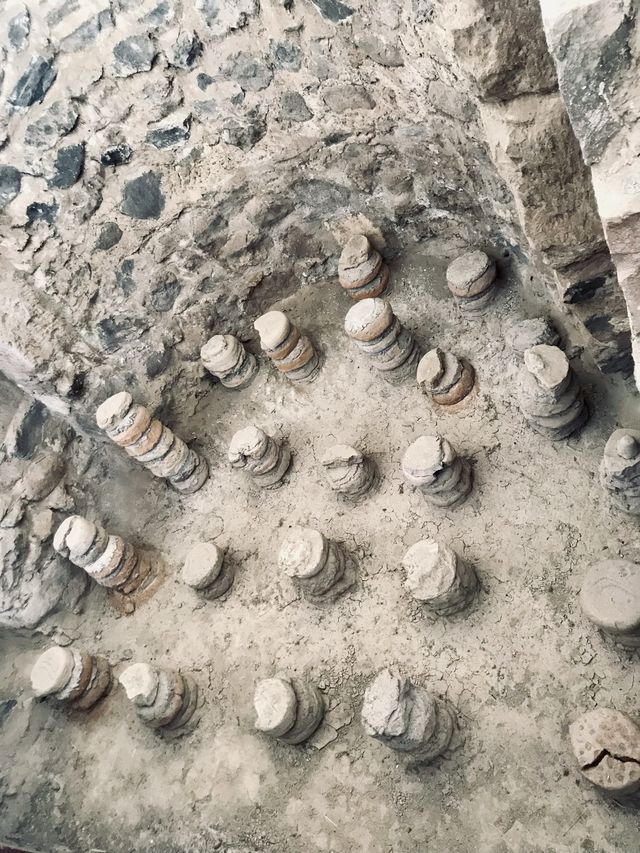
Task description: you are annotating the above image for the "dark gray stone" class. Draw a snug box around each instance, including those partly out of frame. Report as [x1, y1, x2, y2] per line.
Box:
[150, 272, 181, 311]
[113, 35, 157, 77]
[9, 55, 56, 108]
[96, 317, 134, 352]
[121, 171, 165, 220]
[4, 399, 45, 459]
[59, 10, 113, 53]
[145, 120, 191, 148]
[0, 166, 22, 210]
[146, 346, 171, 378]
[48, 143, 85, 189]
[270, 40, 302, 71]
[24, 100, 79, 149]
[116, 259, 136, 295]
[310, 0, 353, 22]
[26, 201, 58, 224]
[144, 2, 172, 26]
[95, 221, 123, 250]
[168, 31, 202, 69]
[46, 0, 79, 27]
[222, 109, 266, 150]
[220, 52, 273, 92]
[323, 84, 375, 112]
[197, 73, 214, 90]
[8, 8, 31, 52]
[193, 100, 219, 120]
[279, 91, 313, 123]
[101, 144, 132, 166]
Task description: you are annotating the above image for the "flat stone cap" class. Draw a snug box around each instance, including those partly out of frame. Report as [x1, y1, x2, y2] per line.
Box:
[96, 391, 133, 430]
[402, 435, 454, 483]
[344, 298, 393, 341]
[320, 444, 363, 468]
[403, 539, 457, 601]
[279, 526, 327, 579]
[254, 677, 297, 736]
[53, 514, 97, 558]
[417, 348, 445, 389]
[31, 646, 75, 696]
[228, 425, 268, 462]
[361, 668, 410, 738]
[254, 311, 291, 350]
[182, 542, 224, 589]
[200, 335, 241, 372]
[339, 235, 371, 272]
[446, 249, 492, 288]
[580, 559, 640, 634]
[523, 345, 569, 390]
[119, 662, 160, 705]
[570, 708, 640, 793]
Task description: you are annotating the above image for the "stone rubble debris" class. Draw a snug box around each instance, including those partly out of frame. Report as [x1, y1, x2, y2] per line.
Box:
[253, 675, 325, 744]
[228, 425, 291, 488]
[320, 444, 377, 499]
[402, 435, 473, 508]
[446, 249, 497, 315]
[344, 297, 420, 383]
[53, 514, 154, 594]
[96, 392, 209, 494]
[119, 662, 199, 733]
[517, 345, 588, 440]
[254, 310, 320, 383]
[31, 645, 112, 711]
[580, 558, 640, 648]
[182, 541, 234, 599]
[278, 526, 354, 605]
[417, 347, 475, 405]
[403, 539, 478, 616]
[504, 316, 560, 359]
[338, 234, 389, 301]
[200, 334, 258, 389]
[570, 708, 640, 803]
[600, 429, 640, 515]
[361, 668, 455, 762]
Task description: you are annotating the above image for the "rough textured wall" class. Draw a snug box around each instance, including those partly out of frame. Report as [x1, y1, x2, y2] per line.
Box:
[0, 0, 526, 429]
[539, 0, 640, 389]
[439, 0, 633, 376]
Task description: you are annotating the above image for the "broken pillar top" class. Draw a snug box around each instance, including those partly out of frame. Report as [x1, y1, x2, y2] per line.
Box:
[96, 391, 134, 430]
[254, 676, 297, 736]
[402, 435, 455, 483]
[182, 541, 224, 590]
[279, 526, 327, 579]
[417, 348, 445, 390]
[254, 310, 291, 351]
[119, 662, 160, 706]
[339, 234, 371, 272]
[344, 297, 393, 341]
[570, 708, 640, 795]
[200, 334, 242, 372]
[31, 646, 75, 697]
[403, 539, 458, 602]
[53, 515, 97, 559]
[523, 345, 569, 390]
[580, 559, 640, 635]
[320, 444, 363, 469]
[446, 249, 493, 292]
[228, 425, 269, 462]
[361, 668, 411, 738]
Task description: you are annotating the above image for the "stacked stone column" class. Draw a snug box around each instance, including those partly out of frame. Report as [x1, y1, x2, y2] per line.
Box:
[403, 539, 478, 616]
[570, 709, 640, 803]
[254, 310, 320, 383]
[344, 298, 421, 383]
[580, 558, 640, 648]
[119, 663, 199, 734]
[279, 527, 354, 605]
[182, 542, 235, 599]
[402, 435, 473, 508]
[253, 675, 324, 745]
[600, 429, 640, 515]
[54, 514, 153, 594]
[228, 425, 291, 488]
[446, 249, 497, 314]
[320, 444, 377, 499]
[200, 334, 258, 389]
[338, 234, 389, 301]
[96, 392, 209, 494]
[417, 348, 475, 405]
[361, 669, 455, 762]
[31, 645, 111, 711]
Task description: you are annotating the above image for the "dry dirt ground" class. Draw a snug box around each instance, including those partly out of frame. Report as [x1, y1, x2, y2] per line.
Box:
[2, 248, 640, 853]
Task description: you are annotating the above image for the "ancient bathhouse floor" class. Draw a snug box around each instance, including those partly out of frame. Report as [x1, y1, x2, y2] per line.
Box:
[2, 250, 640, 853]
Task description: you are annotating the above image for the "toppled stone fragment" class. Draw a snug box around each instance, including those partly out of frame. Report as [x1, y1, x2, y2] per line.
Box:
[600, 429, 640, 515]
[96, 392, 209, 494]
[338, 235, 389, 301]
[54, 514, 154, 594]
[362, 669, 455, 762]
[49, 143, 85, 189]
[8, 9, 31, 52]
[254, 675, 324, 744]
[182, 542, 234, 599]
[101, 144, 132, 167]
[345, 298, 420, 384]
[417, 348, 475, 405]
[228, 425, 291, 489]
[570, 708, 640, 802]
[3, 399, 44, 459]
[120, 663, 199, 734]
[279, 527, 355, 605]
[24, 100, 79, 149]
[9, 55, 56, 107]
[200, 334, 258, 389]
[121, 171, 165, 220]
[254, 310, 320, 384]
[403, 539, 477, 616]
[0, 166, 21, 209]
[446, 249, 497, 315]
[402, 435, 473, 508]
[580, 559, 640, 647]
[113, 35, 157, 77]
[95, 222, 122, 250]
[517, 345, 588, 440]
[31, 645, 112, 711]
[320, 444, 376, 499]
[504, 317, 560, 359]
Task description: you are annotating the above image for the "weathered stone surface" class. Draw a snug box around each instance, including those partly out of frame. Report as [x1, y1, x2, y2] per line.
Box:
[101, 143, 132, 166]
[9, 55, 56, 107]
[95, 222, 123, 250]
[48, 143, 85, 189]
[221, 52, 273, 92]
[279, 91, 313, 123]
[113, 35, 157, 77]
[121, 171, 165, 219]
[0, 166, 22, 210]
[167, 31, 202, 69]
[269, 40, 302, 71]
[3, 399, 45, 459]
[24, 100, 79, 149]
[323, 84, 375, 113]
[59, 10, 113, 52]
[145, 121, 191, 149]
[8, 8, 31, 52]
[310, 0, 354, 22]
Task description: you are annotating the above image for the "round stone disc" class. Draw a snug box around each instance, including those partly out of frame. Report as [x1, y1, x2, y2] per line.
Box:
[523, 345, 570, 391]
[96, 391, 133, 430]
[182, 542, 225, 590]
[228, 426, 269, 463]
[570, 708, 640, 795]
[254, 677, 297, 737]
[403, 539, 458, 601]
[254, 311, 290, 351]
[344, 298, 393, 342]
[580, 559, 640, 635]
[201, 335, 242, 373]
[119, 662, 160, 705]
[31, 646, 75, 697]
[361, 668, 410, 739]
[279, 527, 327, 579]
[446, 250, 493, 292]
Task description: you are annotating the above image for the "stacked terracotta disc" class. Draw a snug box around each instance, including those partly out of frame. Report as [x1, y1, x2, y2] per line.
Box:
[417, 347, 475, 405]
[254, 675, 325, 744]
[446, 249, 497, 314]
[31, 645, 112, 711]
[119, 663, 199, 734]
[254, 310, 319, 383]
[338, 234, 389, 301]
